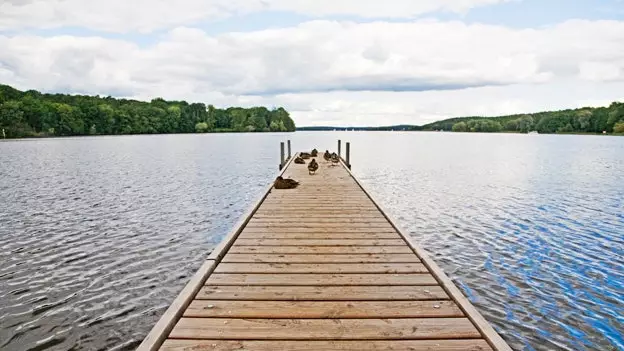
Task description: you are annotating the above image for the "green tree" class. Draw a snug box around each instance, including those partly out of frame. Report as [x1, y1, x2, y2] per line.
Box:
[614, 122, 624, 134]
[452, 122, 467, 132]
[195, 122, 209, 133]
[505, 119, 519, 131]
[557, 123, 574, 133]
[517, 115, 535, 133]
[0, 100, 31, 137]
[606, 103, 624, 132]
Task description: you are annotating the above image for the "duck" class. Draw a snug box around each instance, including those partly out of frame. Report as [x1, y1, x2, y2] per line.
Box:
[294, 156, 305, 164]
[274, 176, 299, 189]
[308, 159, 319, 175]
[300, 152, 312, 159]
[330, 152, 340, 166]
[311, 149, 318, 157]
[323, 150, 331, 161]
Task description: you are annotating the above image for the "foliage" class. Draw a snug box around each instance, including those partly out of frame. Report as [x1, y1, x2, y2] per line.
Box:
[423, 102, 624, 134]
[0, 84, 295, 138]
[614, 122, 624, 134]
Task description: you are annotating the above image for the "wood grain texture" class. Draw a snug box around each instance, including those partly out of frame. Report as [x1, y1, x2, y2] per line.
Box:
[205, 273, 437, 286]
[238, 232, 401, 239]
[197, 285, 449, 301]
[240, 227, 398, 233]
[221, 253, 421, 263]
[214, 263, 428, 273]
[161, 339, 494, 351]
[184, 300, 463, 318]
[233, 239, 406, 246]
[228, 246, 414, 254]
[169, 317, 481, 340]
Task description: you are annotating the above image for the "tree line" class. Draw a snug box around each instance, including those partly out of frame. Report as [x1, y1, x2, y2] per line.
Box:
[0, 84, 296, 138]
[423, 102, 624, 134]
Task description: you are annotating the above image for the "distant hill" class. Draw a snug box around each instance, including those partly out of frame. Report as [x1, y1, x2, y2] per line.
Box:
[298, 103, 624, 134]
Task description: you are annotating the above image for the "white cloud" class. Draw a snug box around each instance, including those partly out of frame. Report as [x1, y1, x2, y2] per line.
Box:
[0, 0, 512, 33]
[1, 19, 623, 126]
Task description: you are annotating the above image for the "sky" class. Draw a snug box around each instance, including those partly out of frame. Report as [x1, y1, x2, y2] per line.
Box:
[1, 0, 623, 126]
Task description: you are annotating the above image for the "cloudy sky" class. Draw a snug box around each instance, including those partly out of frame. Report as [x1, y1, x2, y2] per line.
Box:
[1, 0, 624, 126]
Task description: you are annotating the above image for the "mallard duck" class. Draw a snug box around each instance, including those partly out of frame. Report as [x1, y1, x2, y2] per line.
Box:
[300, 152, 312, 159]
[274, 176, 299, 189]
[294, 156, 305, 164]
[330, 152, 340, 166]
[311, 149, 318, 157]
[323, 150, 331, 161]
[308, 159, 319, 174]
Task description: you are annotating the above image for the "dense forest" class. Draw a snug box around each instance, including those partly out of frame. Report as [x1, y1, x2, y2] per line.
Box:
[0, 84, 295, 138]
[422, 103, 624, 134]
[299, 103, 624, 134]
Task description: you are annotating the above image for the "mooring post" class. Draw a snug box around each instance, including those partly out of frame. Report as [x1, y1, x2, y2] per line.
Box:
[287, 140, 292, 159]
[280, 142, 285, 170]
[346, 142, 351, 169]
[338, 140, 341, 157]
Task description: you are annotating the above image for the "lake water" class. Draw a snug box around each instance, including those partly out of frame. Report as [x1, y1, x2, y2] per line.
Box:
[0, 132, 622, 351]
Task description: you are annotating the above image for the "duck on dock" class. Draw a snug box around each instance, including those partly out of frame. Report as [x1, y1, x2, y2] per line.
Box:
[330, 152, 340, 166]
[300, 152, 312, 159]
[308, 159, 318, 175]
[323, 150, 331, 161]
[274, 176, 299, 189]
[311, 149, 318, 157]
[294, 156, 305, 164]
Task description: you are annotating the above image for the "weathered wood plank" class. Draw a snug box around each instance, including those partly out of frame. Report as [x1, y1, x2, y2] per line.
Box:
[214, 263, 428, 274]
[197, 285, 449, 301]
[253, 213, 383, 217]
[245, 223, 394, 228]
[249, 218, 389, 223]
[251, 216, 387, 221]
[228, 246, 414, 254]
[205, 273, 437, 286]
[184, 300, 463, 318]
[169, 317, 481, 340]
[221, 253, 421, 263]
[240, 227, 398, 233]
[234, 239, 406, 246]
[161, 339, 494, 351]
[238, 232, 401, 239]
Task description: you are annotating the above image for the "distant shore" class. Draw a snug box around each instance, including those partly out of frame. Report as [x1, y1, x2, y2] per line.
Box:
[296, 128, 623, 136]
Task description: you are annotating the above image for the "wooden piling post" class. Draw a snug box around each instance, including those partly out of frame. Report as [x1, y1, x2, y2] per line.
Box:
[287, 140, 292, 159]
[279, 142, 285, 170]
[338, 140, 341, 157]
[346, 142, 351, 169]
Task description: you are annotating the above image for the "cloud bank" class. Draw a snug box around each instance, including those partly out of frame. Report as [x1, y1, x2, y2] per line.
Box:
[1, 3, 623, 126]
[0, 0, 512, 33]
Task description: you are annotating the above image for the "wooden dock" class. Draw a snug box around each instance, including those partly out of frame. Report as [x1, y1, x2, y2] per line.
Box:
[138, 146, 511, 351]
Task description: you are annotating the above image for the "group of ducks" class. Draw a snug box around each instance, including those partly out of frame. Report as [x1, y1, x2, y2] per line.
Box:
[294, 148, 322, 175]
[275, 148, 341, 189]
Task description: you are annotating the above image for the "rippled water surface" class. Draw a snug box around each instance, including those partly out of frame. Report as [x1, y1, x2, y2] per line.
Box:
[0, 132, 622, 351]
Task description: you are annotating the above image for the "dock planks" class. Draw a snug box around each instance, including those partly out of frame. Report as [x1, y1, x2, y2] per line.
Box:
[138, 153, 511, 351]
